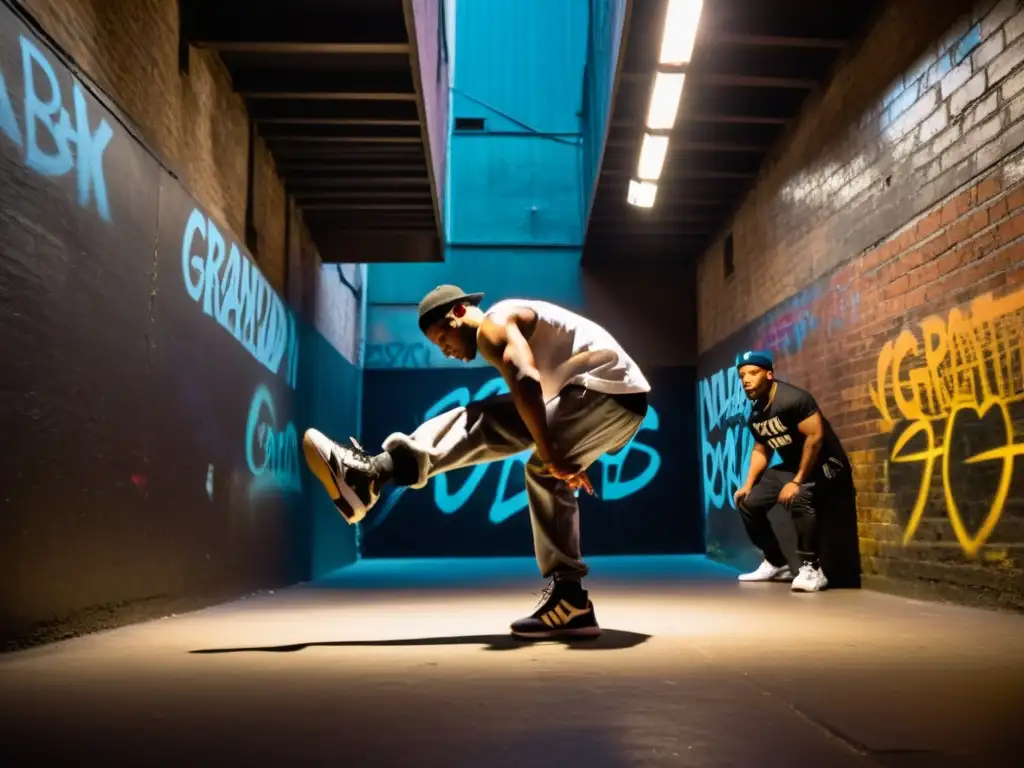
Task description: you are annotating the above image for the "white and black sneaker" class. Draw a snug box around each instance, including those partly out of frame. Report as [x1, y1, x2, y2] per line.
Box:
[302, 429, 384, 524]
[791, 562, 828, 593]
[738, 560, 795, 582]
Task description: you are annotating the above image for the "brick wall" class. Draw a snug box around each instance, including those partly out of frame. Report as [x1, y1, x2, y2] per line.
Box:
[16, 0, 360, 360]
[698, 0, 1024, 609]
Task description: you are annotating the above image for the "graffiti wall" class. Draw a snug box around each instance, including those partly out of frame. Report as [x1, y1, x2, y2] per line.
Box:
[699, 352, 799, 570]
[360, 366, 701, 560]
[869, 289, 1024, 559]
[0, 4, 359, 646]
[699, 148, 1024, 601]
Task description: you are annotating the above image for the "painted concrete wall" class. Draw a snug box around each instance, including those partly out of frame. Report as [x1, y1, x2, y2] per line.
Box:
[0, 1, 361, 648]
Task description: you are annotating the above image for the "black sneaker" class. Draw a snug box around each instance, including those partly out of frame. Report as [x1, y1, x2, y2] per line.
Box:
[510, 579, 601, 639]
[302, 429, 382, 524]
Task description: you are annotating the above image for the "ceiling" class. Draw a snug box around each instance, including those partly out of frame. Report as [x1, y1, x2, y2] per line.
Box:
[180, 0, 443, 262]
[584, 0, 883, 264]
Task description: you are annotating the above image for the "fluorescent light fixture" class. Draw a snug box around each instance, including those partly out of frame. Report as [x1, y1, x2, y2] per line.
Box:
[659, 0, 704, 64]
[646, 72, 685, 130]
[627, 179, 658, 208]
[637, 133, 670, 180]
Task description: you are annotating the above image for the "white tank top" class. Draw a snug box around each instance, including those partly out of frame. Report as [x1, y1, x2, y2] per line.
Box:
[484, 299, 651, 403]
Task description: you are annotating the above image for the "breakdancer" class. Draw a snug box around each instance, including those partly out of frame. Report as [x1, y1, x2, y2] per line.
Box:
[303, 285, 651, 638]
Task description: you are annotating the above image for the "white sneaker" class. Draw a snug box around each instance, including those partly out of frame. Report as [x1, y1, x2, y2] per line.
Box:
[738, 560, 794, 582]
[791, 563, 829, 592]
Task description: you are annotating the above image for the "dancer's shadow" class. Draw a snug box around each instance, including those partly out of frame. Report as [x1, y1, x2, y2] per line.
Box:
[190, 629, 651, 655]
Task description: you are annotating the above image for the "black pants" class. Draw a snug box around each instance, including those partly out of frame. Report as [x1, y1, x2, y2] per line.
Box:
[739, 468, 831, 566]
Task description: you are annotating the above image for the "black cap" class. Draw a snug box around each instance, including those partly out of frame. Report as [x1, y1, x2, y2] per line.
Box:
[417, 284, 484, 332]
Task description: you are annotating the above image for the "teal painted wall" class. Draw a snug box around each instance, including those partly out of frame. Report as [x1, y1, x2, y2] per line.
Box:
[367, 0, 599, 371]
[367, 247, 584, 370]
[446, 0, 589, 247]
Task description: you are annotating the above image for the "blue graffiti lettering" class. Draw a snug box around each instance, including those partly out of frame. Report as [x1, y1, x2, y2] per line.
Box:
[245, 384, 301, 494]
[377, 376, 661, 525]
[365, 341, 434, 369]
[182, 208, 299, 389]
[600, 407, 661, 501]
[0, 69, 20, 147]
[0, 35, 113, 220]
[699, 366, 781, 515]
[752, 283, 860, 358]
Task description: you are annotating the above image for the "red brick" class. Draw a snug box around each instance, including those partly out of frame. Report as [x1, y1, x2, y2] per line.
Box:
[986, 196, 1010, 222]
[1006, 186, 1024, 212]
[900, 245, 928, 271]
[1008, 260, 1024, 285]
[897, 227, 919, 252]
[939, 189, 975, 226]
[977, 174, 1003, 202]
[968, 208, 991, 235]
[920, 232, 949, 260]
[916, 209, 944, 239]
[933, 245, 968, 275]
[904, 285, 929, 307]
[994, 208, 1024, 242]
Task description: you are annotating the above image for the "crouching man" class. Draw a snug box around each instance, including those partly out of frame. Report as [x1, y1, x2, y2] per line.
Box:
[732, 351, 852, 593]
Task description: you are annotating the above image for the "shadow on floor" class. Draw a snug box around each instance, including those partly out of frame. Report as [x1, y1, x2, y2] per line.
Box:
[190, 629, 651, 654]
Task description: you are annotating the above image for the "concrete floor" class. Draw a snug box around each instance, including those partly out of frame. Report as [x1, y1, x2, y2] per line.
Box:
[1, 556, 1022, 767]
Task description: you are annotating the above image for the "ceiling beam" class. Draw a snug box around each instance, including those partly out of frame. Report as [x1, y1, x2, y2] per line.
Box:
[257, 118, 421, 127]
[612, 113, 788, 126]
[180, 3, 408, 54]
[620, 71, 817, 89]
[312, 229, 442, 263]
[603, 138, 767, 153]
[600, 168, 754, 179]
[302, 203, 434, 211]
[269, 145, 425, 159]
[280, 164, 428, 175]
[259, 122, 420, 139]
[710, 32, 848, 49]
[247, 100, 420, 121]
[266, 136, 423, 144]
[232, 70, 416, 100]
[294, 190, 433, 201]
[594, 198, 729, 207]
[287, 176, 431, 189]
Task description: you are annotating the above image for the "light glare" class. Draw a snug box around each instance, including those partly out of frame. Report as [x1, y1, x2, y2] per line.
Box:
[646, 72, 685, 130]
[637, 133, 670, 180]
[659, 0, 704, 64]
[627, 179, 658, 208]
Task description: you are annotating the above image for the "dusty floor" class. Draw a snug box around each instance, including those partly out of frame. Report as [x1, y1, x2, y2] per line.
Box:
[0, 555, 1022, 767]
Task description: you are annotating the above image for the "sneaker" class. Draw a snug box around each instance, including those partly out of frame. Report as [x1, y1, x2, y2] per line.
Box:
[510, 579, 601, 639]
[791, 562, 829, 592]
[302, 429, 382, 524]
[738, 560, 795, 582]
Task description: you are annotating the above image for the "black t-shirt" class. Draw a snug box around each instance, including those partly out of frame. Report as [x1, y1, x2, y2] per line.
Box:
[747, 380, 848, 478]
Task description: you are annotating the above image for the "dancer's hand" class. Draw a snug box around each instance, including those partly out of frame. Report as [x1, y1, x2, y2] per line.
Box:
[547, 462, 595, 496]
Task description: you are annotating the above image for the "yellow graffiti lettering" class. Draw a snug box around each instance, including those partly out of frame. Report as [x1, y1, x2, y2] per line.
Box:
[892, 330, 927, 422]
[870, 339, 895, 431]
[941, 399, 1023, 557]
[871, 286, 1024, 557]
